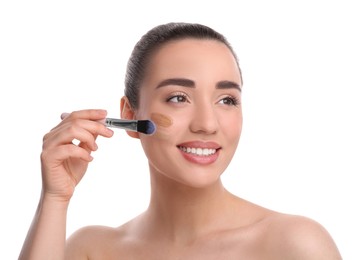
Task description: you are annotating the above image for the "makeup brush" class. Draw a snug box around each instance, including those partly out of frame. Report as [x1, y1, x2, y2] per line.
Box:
[61, 113, 156, 135]
[104, 118, 156, 135]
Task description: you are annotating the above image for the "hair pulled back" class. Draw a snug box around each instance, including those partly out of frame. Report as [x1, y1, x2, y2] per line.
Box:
[124, 22, 241, 109]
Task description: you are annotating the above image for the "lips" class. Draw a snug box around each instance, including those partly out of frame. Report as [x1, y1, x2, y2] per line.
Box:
[177, 141, 221, 165]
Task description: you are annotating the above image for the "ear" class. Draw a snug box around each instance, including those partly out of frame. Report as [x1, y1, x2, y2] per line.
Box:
[120, 96, 140, 139]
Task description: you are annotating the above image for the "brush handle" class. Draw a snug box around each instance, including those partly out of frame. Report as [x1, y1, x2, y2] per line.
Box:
[104, 118, 138, 132]
[61, 113, 140, 132]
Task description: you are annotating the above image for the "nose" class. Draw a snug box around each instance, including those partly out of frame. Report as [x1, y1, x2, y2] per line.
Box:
[189, 103, 218, 135]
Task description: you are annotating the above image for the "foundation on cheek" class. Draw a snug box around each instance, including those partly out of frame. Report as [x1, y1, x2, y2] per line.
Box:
[151, 113, 173, 128]
[150, 113, 173, 139]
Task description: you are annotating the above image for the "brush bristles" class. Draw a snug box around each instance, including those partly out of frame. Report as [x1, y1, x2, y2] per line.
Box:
[137, 120, 156, 135]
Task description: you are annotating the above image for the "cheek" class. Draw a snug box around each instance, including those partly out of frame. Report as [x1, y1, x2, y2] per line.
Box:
[150, 112, 174, 140]
[220, 112, 243, 141]
[151, 113, 173, 127]
[139, 113, 180, 171]
[236, 113, 243, 135]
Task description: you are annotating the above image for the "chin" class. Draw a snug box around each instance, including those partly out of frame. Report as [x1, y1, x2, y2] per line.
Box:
[166, 169, 224, 189]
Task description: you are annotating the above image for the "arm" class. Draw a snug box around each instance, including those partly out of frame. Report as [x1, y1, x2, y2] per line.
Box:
[18, 109, 114, 260]
[18, 193, 69, 260]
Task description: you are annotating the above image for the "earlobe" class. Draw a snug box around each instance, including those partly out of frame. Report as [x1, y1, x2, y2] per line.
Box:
[120, 96, 140, 139]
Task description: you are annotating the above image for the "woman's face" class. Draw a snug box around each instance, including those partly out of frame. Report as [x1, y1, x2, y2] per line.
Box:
[135, 39, 242, 188]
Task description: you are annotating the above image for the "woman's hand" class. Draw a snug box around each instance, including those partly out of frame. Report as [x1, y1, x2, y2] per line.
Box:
[40, 109, 114, 202]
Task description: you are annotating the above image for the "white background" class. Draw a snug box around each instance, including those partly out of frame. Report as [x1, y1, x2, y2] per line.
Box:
[1, 1, 362, 259]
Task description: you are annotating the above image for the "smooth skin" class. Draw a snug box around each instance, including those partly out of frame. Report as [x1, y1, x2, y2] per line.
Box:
[19, 39, 342, 259]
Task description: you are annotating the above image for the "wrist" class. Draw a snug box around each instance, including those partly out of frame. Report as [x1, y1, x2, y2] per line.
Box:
[40, 190, 71, 210]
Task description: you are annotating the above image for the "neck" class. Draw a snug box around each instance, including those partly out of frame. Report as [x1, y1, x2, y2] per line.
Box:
[143, 169, 236, 243]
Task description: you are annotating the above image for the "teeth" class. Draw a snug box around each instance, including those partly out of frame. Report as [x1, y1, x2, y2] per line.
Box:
[179, 146, 217, 156]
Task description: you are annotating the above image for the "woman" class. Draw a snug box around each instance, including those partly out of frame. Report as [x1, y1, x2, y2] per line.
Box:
[19, 22, 342, 259]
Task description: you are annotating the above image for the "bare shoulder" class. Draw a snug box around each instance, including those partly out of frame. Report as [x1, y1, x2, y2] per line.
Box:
[65, 225, 123, 259]
[262, 213, 342, 259]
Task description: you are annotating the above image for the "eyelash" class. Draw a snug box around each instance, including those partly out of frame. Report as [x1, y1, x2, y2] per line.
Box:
[166, 93, 240, 106]
[166, 92, 189, 103]
[218, 95, 240, 106]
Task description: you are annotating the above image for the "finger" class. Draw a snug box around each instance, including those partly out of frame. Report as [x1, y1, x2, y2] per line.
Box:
[44, 125, 97, 151]
[78, 132, 100, 153]
[42, 144, 94, 164]
[63, 116, 114, 138]
[61, 109, 108, 121]
[44, 119, 113, 150]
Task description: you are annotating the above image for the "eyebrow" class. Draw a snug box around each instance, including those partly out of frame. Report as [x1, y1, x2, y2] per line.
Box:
[156, 78, 195, 89]
[156, 78, 241, 91]
[216, 80, 241, 92]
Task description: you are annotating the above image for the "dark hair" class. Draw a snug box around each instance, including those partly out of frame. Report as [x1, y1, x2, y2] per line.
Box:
[124, 22, 242, 109]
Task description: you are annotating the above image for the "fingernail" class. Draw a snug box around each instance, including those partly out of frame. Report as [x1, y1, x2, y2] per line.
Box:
[61, 112, 70, 120]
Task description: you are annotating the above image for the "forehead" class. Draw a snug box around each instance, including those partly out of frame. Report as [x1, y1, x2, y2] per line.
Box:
[143, 39, 241, 85]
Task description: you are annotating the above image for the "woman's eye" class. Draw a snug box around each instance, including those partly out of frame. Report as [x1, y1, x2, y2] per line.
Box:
[219, 96, 239, 106]
[167, 94, 188, 103]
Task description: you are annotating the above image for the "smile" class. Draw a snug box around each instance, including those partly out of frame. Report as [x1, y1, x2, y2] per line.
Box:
[178, 146, 217, 156]
[176, 141, 221, 165]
